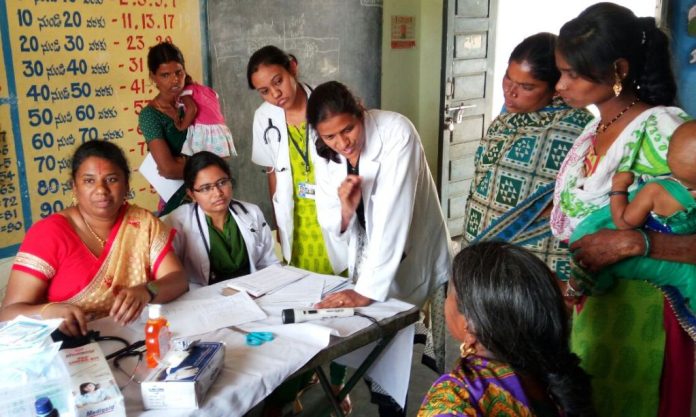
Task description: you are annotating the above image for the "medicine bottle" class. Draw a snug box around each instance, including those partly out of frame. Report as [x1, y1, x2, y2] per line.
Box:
[34, 396, 59, 417]
[145, 304, 170, 368]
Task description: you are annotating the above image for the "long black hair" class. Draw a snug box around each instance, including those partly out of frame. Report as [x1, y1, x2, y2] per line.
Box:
[246, 45, 297, 89]
[306, 81, 365, 163]
[183, 151, 232, 191]
[509, 32, 560, 90]
[451, 241, 595, 417]
[71, 140, 130, 183]
[557, 2, 675, 106]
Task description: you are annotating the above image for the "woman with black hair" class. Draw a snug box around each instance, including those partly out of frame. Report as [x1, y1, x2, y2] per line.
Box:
[462, 32, 592, 279]
[550, 3, 693, 416]
[164, 152, 279, 287]
[418, 241, 595, 417]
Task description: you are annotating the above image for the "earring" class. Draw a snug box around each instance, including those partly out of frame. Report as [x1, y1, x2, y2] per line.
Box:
[613, 68, 623, 97]
[71, 195, 78, 207]
[459, 343, 476, 359]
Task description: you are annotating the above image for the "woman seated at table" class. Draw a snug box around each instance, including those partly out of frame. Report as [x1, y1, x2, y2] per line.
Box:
[0, 141, 189, 337]
[418, 241, 595, 417]
[165, 151, 279, 286]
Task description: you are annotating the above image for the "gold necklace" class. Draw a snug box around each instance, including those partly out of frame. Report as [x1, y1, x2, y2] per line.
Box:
[78, 209, 106, 248]
[596, 99, 639, 134]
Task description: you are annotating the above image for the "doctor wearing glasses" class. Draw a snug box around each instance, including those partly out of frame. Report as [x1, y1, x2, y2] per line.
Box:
[165, 152, 279, 287]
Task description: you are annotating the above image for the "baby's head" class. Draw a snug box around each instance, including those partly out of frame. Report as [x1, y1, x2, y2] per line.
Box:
[667, 120, 696, 190]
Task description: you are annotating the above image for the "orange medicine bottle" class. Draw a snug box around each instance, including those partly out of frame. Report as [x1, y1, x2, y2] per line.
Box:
[145, 304, 170, 368]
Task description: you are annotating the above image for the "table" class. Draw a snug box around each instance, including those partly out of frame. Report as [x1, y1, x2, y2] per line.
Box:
[284, 307, 419, 416]
[92, 276, 419, 417]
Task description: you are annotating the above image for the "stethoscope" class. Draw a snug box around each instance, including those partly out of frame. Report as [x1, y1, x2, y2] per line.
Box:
[194, 201, 262, 282]
[263, 118, 281, 144]
[261, 84, 313, 173]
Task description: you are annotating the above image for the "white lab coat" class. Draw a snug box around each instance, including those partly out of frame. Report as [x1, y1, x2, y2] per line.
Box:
[314, 110, 452, 307]
[250, 83, 347, 273]
[165, 200, 279, 287]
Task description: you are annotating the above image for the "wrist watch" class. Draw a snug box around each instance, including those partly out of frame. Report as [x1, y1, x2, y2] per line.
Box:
[145, 281, 159, 302]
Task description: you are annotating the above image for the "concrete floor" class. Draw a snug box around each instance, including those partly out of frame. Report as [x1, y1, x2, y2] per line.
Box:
[248, 333, 460, 417]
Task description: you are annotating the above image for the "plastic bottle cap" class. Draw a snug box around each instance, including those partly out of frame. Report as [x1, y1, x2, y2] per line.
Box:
[148, 304, 162, 319]
[35, 397, 54, 414]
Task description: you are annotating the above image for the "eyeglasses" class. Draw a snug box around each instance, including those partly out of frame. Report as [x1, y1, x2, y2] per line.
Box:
[192, 178, 233, 194]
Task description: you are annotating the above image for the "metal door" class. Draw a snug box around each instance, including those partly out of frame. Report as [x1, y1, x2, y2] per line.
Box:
[438, 0, 498, 238]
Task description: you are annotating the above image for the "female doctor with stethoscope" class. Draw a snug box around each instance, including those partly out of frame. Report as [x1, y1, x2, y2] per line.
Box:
[247, 45, 347, 275]
[165, 152, 279, 287]
[247, 46, 351, 416]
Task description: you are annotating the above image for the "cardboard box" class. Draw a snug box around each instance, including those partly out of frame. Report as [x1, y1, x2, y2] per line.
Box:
[59, 343, 126, 417]
[141, 342, 224, 409]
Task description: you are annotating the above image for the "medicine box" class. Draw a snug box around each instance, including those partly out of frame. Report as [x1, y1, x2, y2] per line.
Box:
[141, 342, 224, 409]
[59, 342, 126, 417]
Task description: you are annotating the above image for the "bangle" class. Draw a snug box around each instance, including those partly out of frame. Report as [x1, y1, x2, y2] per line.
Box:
[636, 229, 651, 257]
[39, 302, 55, 318]
[608, 190, 629, 197]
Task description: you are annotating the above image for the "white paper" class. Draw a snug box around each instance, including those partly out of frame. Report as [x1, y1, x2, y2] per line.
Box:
[256, 276, 323, 307]
[226, 264, 307, 297]
[161, 291, 267, 338]
[138, 153, 184, 202]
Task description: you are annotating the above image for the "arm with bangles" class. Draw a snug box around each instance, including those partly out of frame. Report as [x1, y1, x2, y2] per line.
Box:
[570, 228, 696, 272]
[0, 252, 188, 337]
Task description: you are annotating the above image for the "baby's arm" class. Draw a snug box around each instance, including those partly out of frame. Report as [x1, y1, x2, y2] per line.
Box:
[610, 172, 656, 229]
[175, 94, 197, 131]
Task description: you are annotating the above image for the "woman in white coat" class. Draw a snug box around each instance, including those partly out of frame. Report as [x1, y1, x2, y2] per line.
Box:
[165, 152, 278, 287]
[247, 46, 350, 416]
[247, 45, 346, 274]
[310, 81, 452, 309]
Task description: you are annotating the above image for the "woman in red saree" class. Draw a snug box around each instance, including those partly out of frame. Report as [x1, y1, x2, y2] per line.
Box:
[0, 141, 188, 337]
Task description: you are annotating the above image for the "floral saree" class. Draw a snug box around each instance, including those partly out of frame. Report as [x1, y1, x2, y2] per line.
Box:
[417, 356, 559, 417]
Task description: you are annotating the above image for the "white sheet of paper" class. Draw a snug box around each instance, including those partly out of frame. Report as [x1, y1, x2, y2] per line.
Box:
[160, 291, 267, 338]
[138, 152, 183, 202]
[256, 276, 323, 307]
[226, 264, 307, 297]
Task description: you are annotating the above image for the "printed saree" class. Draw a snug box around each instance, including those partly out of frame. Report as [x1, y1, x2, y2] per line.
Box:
[13, 204, 175, 319]
[463, 97, 592, 279]
[417, 356, 559, 417]
[550, 106, 694, 417]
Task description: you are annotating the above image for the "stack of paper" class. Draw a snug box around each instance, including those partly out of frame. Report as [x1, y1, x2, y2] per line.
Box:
[226, 265, 307, 297]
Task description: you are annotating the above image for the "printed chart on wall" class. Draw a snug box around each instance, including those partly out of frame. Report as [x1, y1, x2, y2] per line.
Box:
[0, 1, 204, 257]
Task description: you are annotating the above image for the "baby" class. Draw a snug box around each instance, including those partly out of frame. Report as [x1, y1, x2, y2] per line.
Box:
[570, 120, 696, 310]
[177, 75, 237, 158]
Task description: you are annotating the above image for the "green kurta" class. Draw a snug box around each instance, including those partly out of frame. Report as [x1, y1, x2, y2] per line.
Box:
[288, 123, 333, 274]
[206, 213, 249, 283]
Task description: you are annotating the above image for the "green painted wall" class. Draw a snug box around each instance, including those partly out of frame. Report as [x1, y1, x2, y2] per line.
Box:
[381, 0, 444, 176]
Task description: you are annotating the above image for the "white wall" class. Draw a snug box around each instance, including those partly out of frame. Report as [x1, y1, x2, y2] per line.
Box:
[492, 0, 657, 115]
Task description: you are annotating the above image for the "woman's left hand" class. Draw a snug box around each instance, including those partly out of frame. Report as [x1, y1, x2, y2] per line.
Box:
[315, 289, 373, 308]
[109, 285, 151, 325]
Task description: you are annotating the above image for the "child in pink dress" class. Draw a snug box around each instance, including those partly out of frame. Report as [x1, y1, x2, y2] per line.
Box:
[177, 79, 237, 158]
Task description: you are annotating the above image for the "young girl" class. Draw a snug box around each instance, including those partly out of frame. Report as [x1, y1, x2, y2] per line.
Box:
[177, 78, 237, 158]
[246, 45, 349, 416]
[570, 120, 696, 310]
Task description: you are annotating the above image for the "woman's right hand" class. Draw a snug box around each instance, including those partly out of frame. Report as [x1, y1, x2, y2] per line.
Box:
[42, 302, 88, 337]
[339, 175, 362, 232]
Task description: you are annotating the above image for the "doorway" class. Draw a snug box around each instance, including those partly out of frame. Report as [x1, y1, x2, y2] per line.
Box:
[491, 0, 658, 113]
